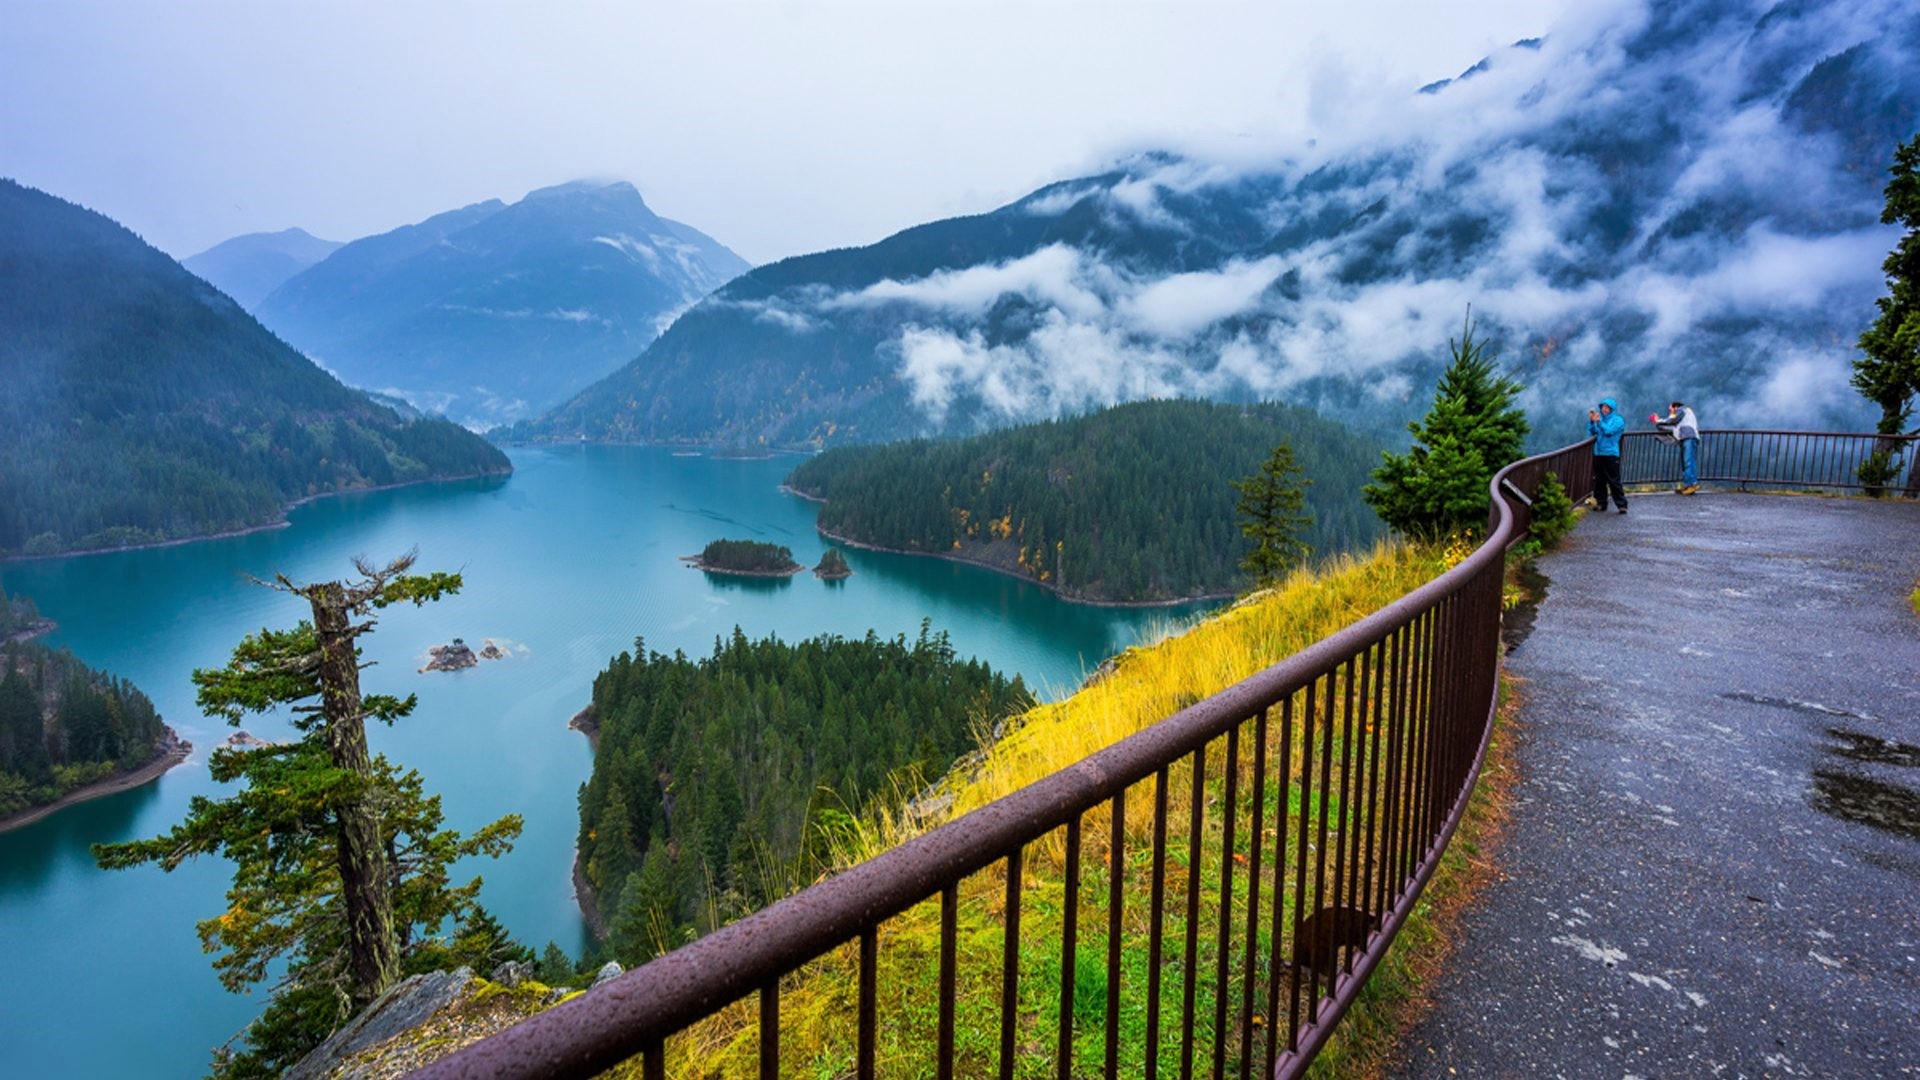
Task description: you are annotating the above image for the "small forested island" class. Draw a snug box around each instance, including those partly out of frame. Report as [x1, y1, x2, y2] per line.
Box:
[784, 399, 1386, 603]
[684, 538, 806, 576]
[575, 625, 1027, 962]
[0, 609, 186, 829]
[813, 547, 852, 580]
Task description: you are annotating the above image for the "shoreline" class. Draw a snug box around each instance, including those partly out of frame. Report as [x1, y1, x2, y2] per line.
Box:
[0, 726, 193, 834]
[565, 703, 610, 941]
[781, 484, 1231, 608]
[500, 436, 815, 459]
[3, 618, 57, 645]
[0, 466, 512, 565]
[573, 852, 610, 942]
[568, 703, 600, 752]
[802, 518, 1232, 610]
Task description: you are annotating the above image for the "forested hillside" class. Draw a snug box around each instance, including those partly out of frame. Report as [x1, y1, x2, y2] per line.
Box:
[785, 400, 1383, 602]
[576, 626, 1026, 962]
[0, 180, 511, 558]
[0, 633, 168, 821]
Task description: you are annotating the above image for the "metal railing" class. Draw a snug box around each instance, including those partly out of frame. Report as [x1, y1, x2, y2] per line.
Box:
[417, 439, 1592, 1080]
[1621, 429, 1920, 495]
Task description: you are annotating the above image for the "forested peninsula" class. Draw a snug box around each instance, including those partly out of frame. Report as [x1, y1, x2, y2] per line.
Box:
[784, 399, 1385, 603]
[0, 586, 185, 830]
[0, 180, 510, 559]
[575, 626, 1027, 963]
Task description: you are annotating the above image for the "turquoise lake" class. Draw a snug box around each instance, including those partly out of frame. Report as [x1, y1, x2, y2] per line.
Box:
[0, 445, 1218, 1079]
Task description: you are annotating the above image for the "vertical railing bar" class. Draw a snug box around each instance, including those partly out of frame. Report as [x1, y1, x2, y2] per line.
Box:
[1310, 668, 1337, 1017]
[1443, 591, 1462, 837]
[1181, 746, 1206, 1080]
[1264, 696, 1293, 1073]
[1442, 591, 1464, 832]
[1395, 612, 1420, 897]
[939, 883, 957, 1080]
[999, 850, 1022, 1080]
[1238, 708, 1269, 1080]
[1379, 624, 1407, 920]
[1147, 768, 1169, 1080]
[643, 1039, 665, 1080]
[1211, 724, 1241, 1080]
[1060, 816, 1082, 1080]
[1424, 596, 1452, 855]
[1358, 635, 1385, 967]
[1106, 791, 1126, 1079]
[1396, 612, 1420, 898]
[859, 928, 877, 1080]
[1333, 655, 1358, 978]
[759, 979, 780, 1080]
[1371, 627, 1396, 923]
[1410, 605, 1438, 889]
[1288, 682, 1316, 1051]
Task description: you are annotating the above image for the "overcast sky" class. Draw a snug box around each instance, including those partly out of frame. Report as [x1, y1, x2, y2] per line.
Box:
[2, 1, 1571, 265]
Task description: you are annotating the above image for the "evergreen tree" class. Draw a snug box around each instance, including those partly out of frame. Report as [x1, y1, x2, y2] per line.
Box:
[1232, 440, 1313, 588]
[93, 554, 521, 1076]
[0, 665, 49, 785]
[1363, 313, 1529, 538]
[441, 905, 534, 973]
[535, 941, 576, 987]
[1852, 134, 1920, 491]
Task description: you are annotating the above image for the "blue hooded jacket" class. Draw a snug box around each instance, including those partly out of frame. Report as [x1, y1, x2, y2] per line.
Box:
[1589, 398, 1625, 456]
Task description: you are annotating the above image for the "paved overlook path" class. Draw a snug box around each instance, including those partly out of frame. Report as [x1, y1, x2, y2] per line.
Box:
[1392, 493, 1920, 1080]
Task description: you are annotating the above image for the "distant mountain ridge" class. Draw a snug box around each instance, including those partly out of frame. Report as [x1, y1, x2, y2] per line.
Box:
[253, 181, 751, 427]
[0, 179, 510, 558]
[182, 227, 342, 310]
[510, 0, 1918, 449]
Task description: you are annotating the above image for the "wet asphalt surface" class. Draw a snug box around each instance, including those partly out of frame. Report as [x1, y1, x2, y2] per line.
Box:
[1393, 493, 1920, 1080]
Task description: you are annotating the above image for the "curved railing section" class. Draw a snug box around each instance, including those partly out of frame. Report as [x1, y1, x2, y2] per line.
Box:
[417, 438, 1592, 1080]
[1621, 429, 1919, 495]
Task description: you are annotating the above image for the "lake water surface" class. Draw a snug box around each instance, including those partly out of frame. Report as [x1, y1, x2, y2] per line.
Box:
[0, 446, 1216, 1078]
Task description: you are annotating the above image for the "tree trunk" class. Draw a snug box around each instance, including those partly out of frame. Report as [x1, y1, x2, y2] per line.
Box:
[309, 582, 399, 1007]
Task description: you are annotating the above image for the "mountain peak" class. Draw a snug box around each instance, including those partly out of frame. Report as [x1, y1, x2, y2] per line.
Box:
[524, 179, 645, 206]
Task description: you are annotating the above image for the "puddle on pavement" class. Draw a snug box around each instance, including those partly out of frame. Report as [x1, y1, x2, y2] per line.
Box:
[1810, 728, 1920, 842]
[1823, 728, 1920, 769]
[1502, 562, 1551, 656]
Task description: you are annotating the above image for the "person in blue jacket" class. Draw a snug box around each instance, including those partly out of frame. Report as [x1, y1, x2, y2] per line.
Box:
[1588, 397, 1628, 513]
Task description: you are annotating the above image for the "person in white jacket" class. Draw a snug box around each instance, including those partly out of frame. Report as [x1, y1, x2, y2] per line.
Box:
[1651, 401, 1701, 494]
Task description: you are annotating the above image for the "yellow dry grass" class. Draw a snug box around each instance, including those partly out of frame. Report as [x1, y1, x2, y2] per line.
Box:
[619, 541, 1477, 1079]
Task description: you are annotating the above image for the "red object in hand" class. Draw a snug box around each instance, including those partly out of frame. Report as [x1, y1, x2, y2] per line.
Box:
[1649, 413, 1660, 423]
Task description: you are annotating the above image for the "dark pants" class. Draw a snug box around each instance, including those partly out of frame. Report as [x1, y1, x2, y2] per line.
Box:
[1592, 454, 1626, 509]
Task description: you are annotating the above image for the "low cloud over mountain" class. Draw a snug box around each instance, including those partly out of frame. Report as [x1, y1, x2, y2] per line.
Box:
[521, 0, 1918, 447]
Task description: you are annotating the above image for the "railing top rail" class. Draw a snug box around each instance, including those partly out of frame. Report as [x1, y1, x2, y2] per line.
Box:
[1624, 428, 1919, 439]
[419, 438, 1592, 1080]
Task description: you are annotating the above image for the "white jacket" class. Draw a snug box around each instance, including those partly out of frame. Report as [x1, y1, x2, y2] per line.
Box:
[1655, 406, 1699, 443]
